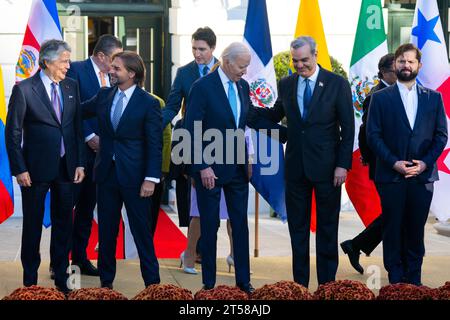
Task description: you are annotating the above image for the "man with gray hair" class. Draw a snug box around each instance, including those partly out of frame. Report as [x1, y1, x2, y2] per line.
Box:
[6, 39, 85, 294]
[184, 42, 284, 293]
[254, 36, 354, 287]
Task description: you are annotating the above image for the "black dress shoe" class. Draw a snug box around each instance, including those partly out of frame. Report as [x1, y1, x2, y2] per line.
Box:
[101, 282, 113, 290]
[56, 285, 72, 296]
[73, 260, 99, 276]
[202, 285, 214, 290]
[340, 240, 364, 274]
[238, 283, 255, 294]
[49, 266, 55, 280]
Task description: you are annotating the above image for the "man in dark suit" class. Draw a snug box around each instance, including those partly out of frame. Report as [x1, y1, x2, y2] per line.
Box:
[164, 27, 219, 243]
[64, 34, 123, 277]
[340, 53, 396, 274]
[184, 42, 284, 293]
[6, 39, 85, 294]
[82, 51, 162, 288]
[254, 36, 354, 287]
[367, 43, 447, 285]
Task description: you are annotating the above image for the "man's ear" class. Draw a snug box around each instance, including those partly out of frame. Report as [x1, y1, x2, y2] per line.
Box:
[128, 71, 136, 80]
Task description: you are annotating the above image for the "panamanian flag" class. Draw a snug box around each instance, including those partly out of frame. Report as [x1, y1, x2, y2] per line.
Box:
[411, 0, 450, 222]
[243, 0, 287, 221]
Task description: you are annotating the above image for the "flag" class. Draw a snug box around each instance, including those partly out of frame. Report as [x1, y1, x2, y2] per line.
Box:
[345, 0, 387, 227]
[294, 0, 331, 71]
[16, 0, 62, 82]
[0, 66, 14, 224]
[293, 0, 331, 231]
[411, 0, 450, 222]
[243, 0, 287, 222]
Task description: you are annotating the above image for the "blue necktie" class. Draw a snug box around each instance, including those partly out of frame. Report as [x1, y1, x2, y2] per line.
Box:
[51, 82, 65, 156]
[228, 81, 238, 126]
[202, 65, 209, 77]
[111, 91, 125, 131]
[303, 78, 312, 119]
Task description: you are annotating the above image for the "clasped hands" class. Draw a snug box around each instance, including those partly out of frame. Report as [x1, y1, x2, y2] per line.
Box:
[393, 160, 426, 178]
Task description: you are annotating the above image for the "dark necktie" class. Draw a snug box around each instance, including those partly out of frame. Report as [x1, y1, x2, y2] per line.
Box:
[202, 65, 209, 77]
[303, 78, 312, 119]
[51, 82, 65, 157]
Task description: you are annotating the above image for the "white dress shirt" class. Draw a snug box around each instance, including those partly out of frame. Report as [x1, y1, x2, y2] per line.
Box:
[111, 84, 159, 184]
[40, 70, 63, 109]
[397, 81, 418, 129]
[218, 67, 241, 126]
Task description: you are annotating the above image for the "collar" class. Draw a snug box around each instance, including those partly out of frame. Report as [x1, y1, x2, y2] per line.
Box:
[218, 66, 233, 86]
[397, 80, 417, 93]
[199, 57, 216, 72]
[117, 84, 137, 100]
[380, 79, 391, 87]
[299, 65, 320, 83]
[90, 56, 103, 75]
[40, 70, 58, 87]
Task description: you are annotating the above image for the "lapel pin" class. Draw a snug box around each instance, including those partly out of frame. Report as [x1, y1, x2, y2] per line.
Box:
[69, 95, 73, 99]
[319, 82, 324, 87]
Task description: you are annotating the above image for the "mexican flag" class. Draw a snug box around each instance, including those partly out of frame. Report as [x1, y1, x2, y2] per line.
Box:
[345, 0, 387, 227]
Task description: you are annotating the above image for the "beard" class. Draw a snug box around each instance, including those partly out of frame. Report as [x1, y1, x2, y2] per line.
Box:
[396, 68, 418, 82]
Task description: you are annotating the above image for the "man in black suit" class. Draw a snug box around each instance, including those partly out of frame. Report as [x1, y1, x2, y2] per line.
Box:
[62, 34, 122, 277]
[6, 39, 85, 294]
[82, 51, 162, 288]
[367, 43, 447, 285]
[340, 53, 396, 274]
[254, 36, 354, 287]
[184, 42, 285, 293]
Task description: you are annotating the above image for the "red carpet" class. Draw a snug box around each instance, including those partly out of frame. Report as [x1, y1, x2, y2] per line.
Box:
[86, 208, 187, 260]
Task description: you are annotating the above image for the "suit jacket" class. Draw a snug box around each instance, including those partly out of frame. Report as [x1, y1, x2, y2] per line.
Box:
[367, 83, 448, 184]
[82, 86, 163, 187]
[162, 59, 218, 127]
[254, 67, 354, 182]
[67, 58, 101, 137]
[5, 72, 85, 182]
[184, 69, 251, 185]
[358, 81, 387, 180]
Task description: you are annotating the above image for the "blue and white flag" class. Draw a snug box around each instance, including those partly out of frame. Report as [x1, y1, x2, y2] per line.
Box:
[243, 0, 286, 221]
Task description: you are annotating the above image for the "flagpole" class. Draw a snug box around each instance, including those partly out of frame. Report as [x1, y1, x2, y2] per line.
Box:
[254, 191, 259, 257]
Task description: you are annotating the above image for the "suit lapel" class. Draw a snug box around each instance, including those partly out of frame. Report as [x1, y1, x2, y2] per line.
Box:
[413, 85, 428, 132]
[32, 73, 60, 125]
[86, 58, 101, 90]
[392, 83, 413, 131]
[237, 80, 248, 128]
[59, 80, 71, 124]
[291, 74, 303, 120]
[304, 68, 326, 121]
[211, 70, 238, 128]
[189, 61, 200, 82]
[115, 87, 140, 132]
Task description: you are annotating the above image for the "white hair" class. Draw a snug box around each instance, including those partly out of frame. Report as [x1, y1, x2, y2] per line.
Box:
[220, 42, 251, 64]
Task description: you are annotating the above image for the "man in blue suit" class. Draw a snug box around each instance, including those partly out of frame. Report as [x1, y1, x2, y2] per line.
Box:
[64, 35, 123, 277]
[367, 43, 447, 285]
[82, 51, 162, 288]
[164, 27, 219, 236]
[184, 42, 284, 293]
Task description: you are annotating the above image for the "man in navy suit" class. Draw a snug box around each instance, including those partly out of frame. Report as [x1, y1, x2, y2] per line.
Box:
[253, 36, 354, 287]
[6, 40, 85, 294]
[82, 51, 162, 288]
[164, 27, 219, 239]
[184, 42, 285, 293]
[367, 43, 447, 285]
[64, 35, 122, 277]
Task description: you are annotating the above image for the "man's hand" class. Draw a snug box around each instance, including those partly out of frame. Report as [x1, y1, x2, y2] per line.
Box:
[87, 135, 100, 152]
[334, 167, 348, 187]
[404, 160, 427, 178]
[140, 180, 155, 198]
[393, 160, 417, 177]
[200, 167, 218, 190]
[16, 172, 32, 187]
[74, 167, 85, 184]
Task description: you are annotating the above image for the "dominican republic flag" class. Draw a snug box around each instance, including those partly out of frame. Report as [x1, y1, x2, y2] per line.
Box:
[0, 66, 13, 224]
[243, 0, 287, 221]
[411, 0, 450, 222]
[345, 0, 387, 227]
